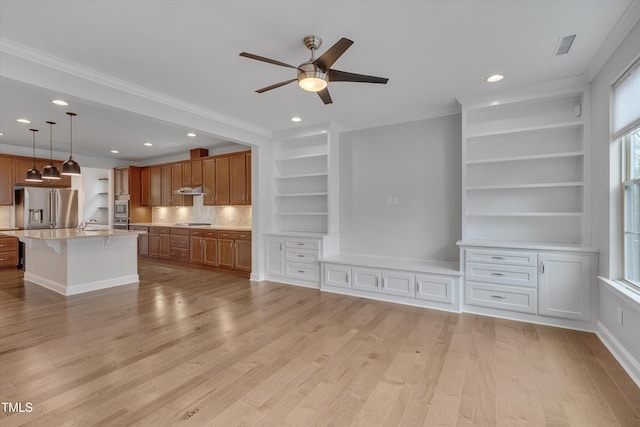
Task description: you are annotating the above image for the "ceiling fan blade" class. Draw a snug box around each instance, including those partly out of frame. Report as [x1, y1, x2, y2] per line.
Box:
[317, 88, 333, 104]
[328, 69, 389, 84]
[255, 79, 297, 93]
[239, 52, 297, 69]
[313, 38, 353, 72]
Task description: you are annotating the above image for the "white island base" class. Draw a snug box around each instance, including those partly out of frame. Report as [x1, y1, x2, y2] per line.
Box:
[6, 229, 143, 296]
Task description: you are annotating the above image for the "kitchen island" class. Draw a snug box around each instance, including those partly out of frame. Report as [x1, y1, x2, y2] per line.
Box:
[1, 228, 145, 296]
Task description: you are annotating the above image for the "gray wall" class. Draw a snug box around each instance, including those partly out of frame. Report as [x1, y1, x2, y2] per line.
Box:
[339, 114, 461, 262]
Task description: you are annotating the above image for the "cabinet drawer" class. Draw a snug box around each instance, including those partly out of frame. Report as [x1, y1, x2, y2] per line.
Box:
[0, 251, 18, 267]
[191, 229, 217, 238]
[285, 261, 319, 282]
[129, 226, 148, 232]
[416, 274, 455, 304]
[0, 237, 18, 251]
[170, 235, 190, 248]
[149, 227, 170, 234]
[466, 248, 537, 267]
[323, 264, 351, 288]
[465, 281, 537, 314]
[465, 263, 537, 288]
[171, 227, 191, 236]
[285, 239, 319, 251]
[170, 248, 190, 262]
[218, 231, 251, 240]
[285, 248, 318, 263]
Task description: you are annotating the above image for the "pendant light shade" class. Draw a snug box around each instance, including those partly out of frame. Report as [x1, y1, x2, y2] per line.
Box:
[61, 112, 81, 176]
[42, 121, 61, 180]
[25, 128, 43, 183]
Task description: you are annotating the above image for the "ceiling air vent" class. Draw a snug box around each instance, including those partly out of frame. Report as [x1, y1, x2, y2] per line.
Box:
[555, 34, 576, 56]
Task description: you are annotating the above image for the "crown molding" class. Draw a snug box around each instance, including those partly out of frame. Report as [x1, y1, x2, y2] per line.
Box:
[585, 0, 640, 82]
[0, 38, 271, 139]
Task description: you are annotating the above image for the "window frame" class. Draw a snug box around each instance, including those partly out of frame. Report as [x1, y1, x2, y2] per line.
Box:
[622, 127, 640, 289]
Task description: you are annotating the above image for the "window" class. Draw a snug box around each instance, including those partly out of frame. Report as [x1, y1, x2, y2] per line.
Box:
[622, 127, 640, 287]
[614, 56, 640, 288]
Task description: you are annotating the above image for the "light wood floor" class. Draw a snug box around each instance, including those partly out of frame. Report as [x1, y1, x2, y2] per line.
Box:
[1, 260, 639, 426]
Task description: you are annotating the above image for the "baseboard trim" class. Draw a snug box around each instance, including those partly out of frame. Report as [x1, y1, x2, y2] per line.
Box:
[596, 320, 640, 389]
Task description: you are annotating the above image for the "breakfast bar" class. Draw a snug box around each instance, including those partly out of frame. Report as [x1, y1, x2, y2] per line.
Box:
[2, 229, 145, 296]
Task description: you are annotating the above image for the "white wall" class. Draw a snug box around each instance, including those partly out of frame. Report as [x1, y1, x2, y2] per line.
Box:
[339, 114, 461, 261]
[590, 19, 640, 385]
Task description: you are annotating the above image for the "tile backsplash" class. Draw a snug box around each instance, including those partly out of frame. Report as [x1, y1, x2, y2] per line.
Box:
[151, 196, 251, 226]
[0, 206, 13, 228]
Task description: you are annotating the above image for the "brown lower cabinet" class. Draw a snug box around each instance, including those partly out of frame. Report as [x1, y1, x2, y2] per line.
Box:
[148, 226, 170, 259]
[135, 225, 251, 277]
[0, 236, 18, 268]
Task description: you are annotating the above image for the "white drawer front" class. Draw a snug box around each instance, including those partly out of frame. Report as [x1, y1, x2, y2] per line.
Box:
[323, 264, 351, 288]
[415, 274, 455, 304]
[285, 249, 319, 263]
[285, 239, 319, 251]
[285, 261, 319, 282]
[465, 263, 537, 288]
[465, 281, 537, 314]
[382, 271, 415, 298]
[466, 248, 537, 267]
[353, 268, 381, 292]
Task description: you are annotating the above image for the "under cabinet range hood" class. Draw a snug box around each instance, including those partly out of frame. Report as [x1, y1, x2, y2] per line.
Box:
[174, 185, 203, 195]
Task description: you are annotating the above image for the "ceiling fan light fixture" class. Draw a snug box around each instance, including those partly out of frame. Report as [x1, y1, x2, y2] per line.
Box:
[297, 63, 328, 92]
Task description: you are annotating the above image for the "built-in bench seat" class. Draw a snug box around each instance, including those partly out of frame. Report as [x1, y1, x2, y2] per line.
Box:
[320, 253, 462, 312]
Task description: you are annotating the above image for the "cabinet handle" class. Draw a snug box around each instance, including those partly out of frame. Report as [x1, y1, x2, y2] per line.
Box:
[491, 295, 506, 300]
[297, 243, 304, 246]
[491, 256, 504, 260]
[375, 277, 379, 287]
[297, 254, 305, 257]
[280, 243, 283, 251]
[490, 272, 505, 277]
[297, 270, 306, 273]
[540, 261, 545, 274]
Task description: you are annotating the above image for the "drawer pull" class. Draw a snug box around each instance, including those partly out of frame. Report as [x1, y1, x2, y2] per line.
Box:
[297, 254, 305, 257]
[491, 256, 505, 260]
[297, 270, 306, 273]
[490, 273, 505, 277]
[490, 295, 506, 300]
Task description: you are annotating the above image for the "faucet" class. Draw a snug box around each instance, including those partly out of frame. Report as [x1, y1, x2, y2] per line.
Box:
[78, 218, 98, 232]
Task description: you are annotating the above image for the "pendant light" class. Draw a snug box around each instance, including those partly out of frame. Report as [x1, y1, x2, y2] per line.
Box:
[61, 112, 81, 176]
[25, 128, 43, 183]
[42, 121, 61, 180]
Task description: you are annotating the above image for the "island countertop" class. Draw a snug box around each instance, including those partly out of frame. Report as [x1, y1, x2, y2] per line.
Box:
[1, 228, 146, 240]
[129, 223, 251, 231]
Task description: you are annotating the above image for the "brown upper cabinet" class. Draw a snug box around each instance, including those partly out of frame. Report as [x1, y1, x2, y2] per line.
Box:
[161, 164, 172, 206]
[171, 163, 193, 207]
[113, 167, 129, 196]
[214, 156, 230, 205]
[229, 152, 250, 205]
[182, 160, 203, 187]
[202, 150, 251, 206]
[0, 156, 14, 205]
[13, 156, 71, 188]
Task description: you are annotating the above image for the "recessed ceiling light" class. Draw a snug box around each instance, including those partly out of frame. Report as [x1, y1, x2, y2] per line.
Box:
[0, 132, 3, 136]
[111, 150, 120, 154]
[291, 116, 302, 122]
[51, 99, 69, 106]
[187, 132, 197, 137]
[16, 118, 31, 124]
[486, 74, 504, 83]
[144, 142, 153, 146]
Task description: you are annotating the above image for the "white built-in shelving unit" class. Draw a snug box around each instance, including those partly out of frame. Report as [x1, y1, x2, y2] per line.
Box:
[461, 85, 589, 245]
[274, 133, 329, 234]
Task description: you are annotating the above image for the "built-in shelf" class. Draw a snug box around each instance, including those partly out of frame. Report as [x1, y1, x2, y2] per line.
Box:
[277, 153, 328, 162]
[467, 212, 583, 217]
[466, 120, 583, 139]
[275, 172, 327, 180]
[275, 192, 328, 198]
[275, 212, 328, 216]
[467, 182, 584, 191]
[466, 151, 583, 165]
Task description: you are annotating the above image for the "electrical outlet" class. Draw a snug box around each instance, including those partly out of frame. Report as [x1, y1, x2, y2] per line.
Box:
[392, 197, 398, 205]
[385, 196, 392, 206]
[617, 307, 623, 325]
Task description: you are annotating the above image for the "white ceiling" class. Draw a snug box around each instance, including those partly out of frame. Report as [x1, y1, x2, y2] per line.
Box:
[1, 0, 638, 162]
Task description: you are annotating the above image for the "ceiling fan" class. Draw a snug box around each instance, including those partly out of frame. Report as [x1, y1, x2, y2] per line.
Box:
[239, 35, 389, 104]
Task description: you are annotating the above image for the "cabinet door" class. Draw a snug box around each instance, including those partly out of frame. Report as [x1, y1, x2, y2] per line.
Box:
[190, 236, 203, 263]
[159, 234, 171, 259]
[229, 153, 247, 205]
[161, 164, 172, 206]
[538, 253, 592, 321]
[218, 238, 234, 269]
[352, 267, 381, 292]
[141, 167, 151, 206]
[323, 264, 351, 288]
[203, 237, 218, 266]
[215, 157, 230, 205]
[114, 168, 122, 195]
[138, 233, 149, 256]
[191, 160, 203, 186]
[171, 163, 186, 206]
[245, 152, 251, 205]
[149, 234, 160, 257]
[149, 166, 162, 206]
[202, 159, 215, 205]
[182, 161, 192, 187]
[235, 239, 252, 272]
[0, 156, 13, 205]
[266, 239, 284, 276]
[14, 157, 42, 186]
[416, 274, 455, 304]
[382, 271, 415, 297]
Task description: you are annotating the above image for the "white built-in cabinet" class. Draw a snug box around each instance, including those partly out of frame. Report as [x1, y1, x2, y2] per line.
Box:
[274, 133, 330, 234]
[458, 80, 597, 330]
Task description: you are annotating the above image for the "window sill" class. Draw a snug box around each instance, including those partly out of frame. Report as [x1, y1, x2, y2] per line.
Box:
[598, 276, 640, 308]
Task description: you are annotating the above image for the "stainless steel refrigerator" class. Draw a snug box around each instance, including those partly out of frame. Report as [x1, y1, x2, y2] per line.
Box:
[15, 187, 79, 229]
